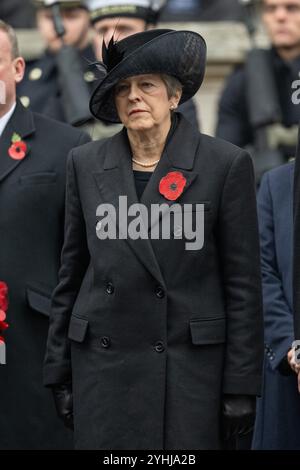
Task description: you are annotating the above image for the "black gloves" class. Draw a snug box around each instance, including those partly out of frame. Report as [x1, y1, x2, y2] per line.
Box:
[52, 383, 74, 430]
[221, 394, 256, 442]
[51, 386, 256, 439]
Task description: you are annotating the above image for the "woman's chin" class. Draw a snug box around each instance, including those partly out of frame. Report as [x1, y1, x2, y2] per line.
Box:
[127, 119, 154, 132]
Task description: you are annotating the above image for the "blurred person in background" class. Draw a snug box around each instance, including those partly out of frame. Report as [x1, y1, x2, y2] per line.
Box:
[17, 0, 98, 127]
[252, 160, 300, 449]
[0, 0, 35, 28]
[160, 0, 244, 22]
[216, 0, 300, 183]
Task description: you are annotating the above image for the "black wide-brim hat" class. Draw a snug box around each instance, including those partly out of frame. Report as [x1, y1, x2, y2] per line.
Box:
[89, 29, 207, 123]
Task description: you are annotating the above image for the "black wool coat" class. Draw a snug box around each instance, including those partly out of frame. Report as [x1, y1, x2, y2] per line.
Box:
[0, 101, 90, 449]
[44, 113, 264, 450]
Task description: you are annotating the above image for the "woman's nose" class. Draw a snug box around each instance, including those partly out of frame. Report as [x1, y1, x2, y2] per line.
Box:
[128, 84, 141, 101]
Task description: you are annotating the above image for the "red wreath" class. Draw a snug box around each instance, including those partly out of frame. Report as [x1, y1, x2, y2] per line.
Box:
[0, 281, 9, 343]
[159, 171, 187, 201]
[8, 133, 27, 161]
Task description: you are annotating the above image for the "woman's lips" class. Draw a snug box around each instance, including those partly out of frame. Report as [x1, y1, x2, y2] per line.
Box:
[129, 109, 147, 116]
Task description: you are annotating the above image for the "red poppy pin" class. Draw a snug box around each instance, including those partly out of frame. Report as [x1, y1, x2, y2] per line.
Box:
[159, 171, 187, 201]
[0, 281, 9, 344]
[0, 281, 8, 312]
[8, 133, 27, 160]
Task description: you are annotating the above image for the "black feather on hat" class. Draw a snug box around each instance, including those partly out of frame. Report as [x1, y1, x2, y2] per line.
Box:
[102, 35, 125, 72]
[89, 29, 207, 123]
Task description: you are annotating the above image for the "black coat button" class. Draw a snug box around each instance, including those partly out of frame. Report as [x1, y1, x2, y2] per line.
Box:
[155, 286, 165, 299]
[105, 282, 114, 294]
[100, 336, 111, 348]
[154, 341, 165, 353]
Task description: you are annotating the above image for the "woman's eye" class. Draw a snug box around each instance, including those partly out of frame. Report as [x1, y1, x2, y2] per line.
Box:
[115, 84, 128, 95]
[142, 82, 154, 89]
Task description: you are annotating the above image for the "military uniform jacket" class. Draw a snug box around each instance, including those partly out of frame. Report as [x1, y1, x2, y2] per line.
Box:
[17, 44, 97, 123]
[216, 48, 300, 157]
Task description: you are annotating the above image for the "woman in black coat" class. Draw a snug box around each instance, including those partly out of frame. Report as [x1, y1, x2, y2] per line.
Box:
[44, 29, 264, 450]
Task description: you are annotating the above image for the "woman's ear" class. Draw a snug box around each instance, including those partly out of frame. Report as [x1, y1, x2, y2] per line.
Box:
[173, 88, 182, 108]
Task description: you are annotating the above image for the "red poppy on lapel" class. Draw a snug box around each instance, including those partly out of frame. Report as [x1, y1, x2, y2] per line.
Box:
[0, 282, 8, 312]
[8, 132, 27, 160]
[159, 171, 187, 201]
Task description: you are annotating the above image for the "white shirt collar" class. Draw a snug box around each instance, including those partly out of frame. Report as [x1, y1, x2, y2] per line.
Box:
[0, 102, 17, 138]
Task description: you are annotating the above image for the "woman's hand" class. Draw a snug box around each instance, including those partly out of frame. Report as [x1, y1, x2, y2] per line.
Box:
[287, 348, 300, 374]
[51, 383, 74, 430]
[221, 394, 256, 441]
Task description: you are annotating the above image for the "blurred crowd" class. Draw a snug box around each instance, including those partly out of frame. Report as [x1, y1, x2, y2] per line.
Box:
[0, 0, 246, 27]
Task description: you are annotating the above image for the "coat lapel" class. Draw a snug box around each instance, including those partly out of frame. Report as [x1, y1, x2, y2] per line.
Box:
[0, 101, 34, 183]
[94, 114, 199, 285]
[94, 128, 165, 285]
[140, 114, 199, 232]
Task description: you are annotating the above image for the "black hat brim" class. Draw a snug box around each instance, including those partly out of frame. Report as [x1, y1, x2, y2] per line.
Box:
[89, 29, 207, 123]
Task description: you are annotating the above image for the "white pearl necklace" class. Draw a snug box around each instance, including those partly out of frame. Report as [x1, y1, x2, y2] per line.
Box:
[132, 157, 160, 168]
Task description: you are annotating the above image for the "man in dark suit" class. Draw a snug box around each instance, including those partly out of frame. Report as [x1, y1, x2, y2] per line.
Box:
[0, 20, 90, 449]
[253, 162, 300, 449]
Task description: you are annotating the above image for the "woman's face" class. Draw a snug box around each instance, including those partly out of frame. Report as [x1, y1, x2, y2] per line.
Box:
[114, 74, 181, 133]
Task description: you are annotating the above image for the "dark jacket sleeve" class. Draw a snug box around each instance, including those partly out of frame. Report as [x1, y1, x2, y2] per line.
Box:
[294, 135, 300, 339]
[258, 172, 294, 369]
[216, 68, 253, 147]
[219, 150, 264, 395]
[43, 151, 90, 386]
